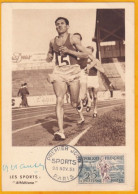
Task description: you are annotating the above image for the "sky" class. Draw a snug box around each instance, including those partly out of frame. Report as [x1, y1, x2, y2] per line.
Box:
[12, 9, 96, 54]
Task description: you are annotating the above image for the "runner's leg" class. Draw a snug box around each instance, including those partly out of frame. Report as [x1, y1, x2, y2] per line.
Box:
[92, 88, 98, 114]
[87, 88, 92, 107]
[69, 79, 85, 124]
[69, 79, 80, 108]
[53, 81, 67, 133]
[77, 100, 85, 124]
[79, 73, 88, 107]
[79, 81, 87, 101]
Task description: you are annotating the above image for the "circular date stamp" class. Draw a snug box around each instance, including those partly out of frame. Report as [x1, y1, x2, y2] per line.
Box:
[45, 145, 83, 183]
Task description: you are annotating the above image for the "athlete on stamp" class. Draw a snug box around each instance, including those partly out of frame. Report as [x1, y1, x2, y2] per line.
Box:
[78, 155, 124, 184]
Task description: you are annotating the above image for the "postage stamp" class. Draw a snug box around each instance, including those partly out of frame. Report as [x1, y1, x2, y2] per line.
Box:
[78, 155, 124, 184]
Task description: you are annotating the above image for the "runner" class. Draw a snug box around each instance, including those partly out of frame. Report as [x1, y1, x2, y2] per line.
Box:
[72, 33, 88, 124]
[86, 46, 104, 118]
[61, 34, 101, 123]
[73, 33, 88, 109]
[75, 46, 104, 123]
[46, 17, 90, 140]
[96, 157, 111, 183]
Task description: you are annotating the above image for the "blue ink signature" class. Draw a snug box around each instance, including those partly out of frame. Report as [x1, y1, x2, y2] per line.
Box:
[2, 162, 44, 173]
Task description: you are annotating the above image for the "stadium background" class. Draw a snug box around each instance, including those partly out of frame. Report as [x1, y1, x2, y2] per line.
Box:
[12, 9, 125, 107]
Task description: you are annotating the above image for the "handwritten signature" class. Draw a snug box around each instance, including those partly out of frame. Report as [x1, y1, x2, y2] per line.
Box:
[2, 162, 45, 173]
[12, 53, 32, 63]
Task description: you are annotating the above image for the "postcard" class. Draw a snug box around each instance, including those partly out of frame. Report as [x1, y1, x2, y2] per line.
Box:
[2, 2, 134, 191]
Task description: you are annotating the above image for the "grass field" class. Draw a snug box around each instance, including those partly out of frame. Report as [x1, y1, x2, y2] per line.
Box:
[76, 104, 125, 146]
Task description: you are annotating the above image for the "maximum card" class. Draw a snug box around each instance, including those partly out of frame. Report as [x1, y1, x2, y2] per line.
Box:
[1, 2, 135, 191]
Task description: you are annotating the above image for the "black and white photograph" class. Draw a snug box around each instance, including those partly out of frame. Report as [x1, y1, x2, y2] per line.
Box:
[12, 8, 125, 146]
[2, 2, 134, 191]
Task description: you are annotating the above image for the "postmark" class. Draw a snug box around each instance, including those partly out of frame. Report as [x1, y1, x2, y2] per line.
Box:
[78, 155, 124, 184]
[45, 145, 83, 183]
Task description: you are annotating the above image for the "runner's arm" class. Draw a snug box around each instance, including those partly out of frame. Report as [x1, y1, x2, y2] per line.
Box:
[59, 35, 91, 58]
[87, 58, 104, 73]
[93, 59, 105, 73]
[46, 41, 54, 62]
[59, 46, 88, 58]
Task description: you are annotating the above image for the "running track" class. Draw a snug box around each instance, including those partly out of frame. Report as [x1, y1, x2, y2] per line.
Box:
[12, 99, 125, 146]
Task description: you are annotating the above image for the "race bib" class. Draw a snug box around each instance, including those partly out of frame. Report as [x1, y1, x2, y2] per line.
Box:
[57, 54, 70, 66]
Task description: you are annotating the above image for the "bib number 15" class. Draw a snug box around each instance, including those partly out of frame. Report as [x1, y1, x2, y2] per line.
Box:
[57, 55, 70, 66]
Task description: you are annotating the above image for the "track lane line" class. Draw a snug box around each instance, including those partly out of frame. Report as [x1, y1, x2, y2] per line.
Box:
[68, 126, 90, 146]
[12, 108, 75, 122]
[12, 103, 123, 135]
[12, 103, 74, 112]
[12, 118, 56, 134]
[12, 105, 74, 117]
[68, 104, 124, 146]
[12, 101, 124, 120]
[12, 99, 124, 112]
[12, 112, 54, 122]
[12, 109, 55, 118]
[12, 104, 56, 111]
[12, 106, 74, 118]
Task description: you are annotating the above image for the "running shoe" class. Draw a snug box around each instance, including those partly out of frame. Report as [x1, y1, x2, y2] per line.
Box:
[93, 113, 97, 118]
[86, 106, 91, 112]
[76, 101, 83, 112]
[77, 119, 85, 125]
[54, 132, 66, 140]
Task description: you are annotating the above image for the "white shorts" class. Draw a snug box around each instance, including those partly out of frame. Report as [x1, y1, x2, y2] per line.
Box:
[48, 64, 81, 84]
[87, 75, 99, 88]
